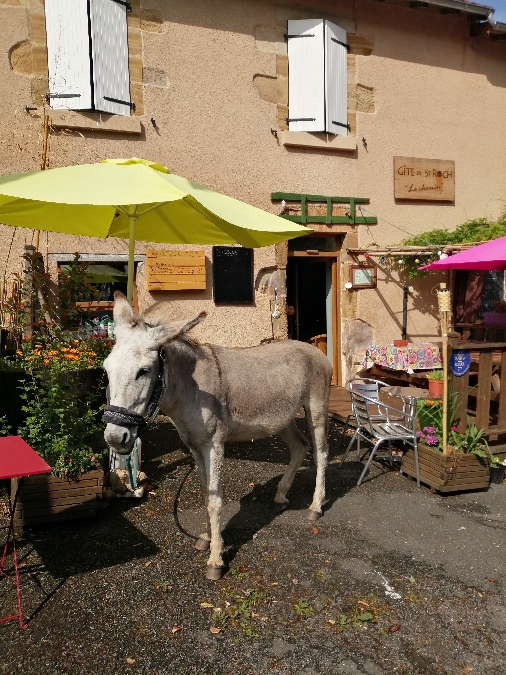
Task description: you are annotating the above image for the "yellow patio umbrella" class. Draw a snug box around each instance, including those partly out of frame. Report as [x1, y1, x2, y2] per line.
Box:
[0, 158, 310, 301]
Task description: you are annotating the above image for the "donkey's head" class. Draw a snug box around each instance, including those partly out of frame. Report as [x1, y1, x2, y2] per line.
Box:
[103, 292, 206, 454]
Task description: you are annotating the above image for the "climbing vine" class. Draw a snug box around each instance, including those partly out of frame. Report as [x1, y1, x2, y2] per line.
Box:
[396, 211, 506, 279]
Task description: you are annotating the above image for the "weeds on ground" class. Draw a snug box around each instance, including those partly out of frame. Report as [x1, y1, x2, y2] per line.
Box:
[230, 566, 249, 580]
[155, 581, 173, 593]
[327, 594, 393, 634]
[208, 587, 272, 638]
[294, 599, 314, 618]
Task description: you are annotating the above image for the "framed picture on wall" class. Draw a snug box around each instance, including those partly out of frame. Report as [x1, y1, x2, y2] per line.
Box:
[349, 264, 377, 289]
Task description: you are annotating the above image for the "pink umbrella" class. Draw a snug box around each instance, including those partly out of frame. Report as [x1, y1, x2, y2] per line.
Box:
[418, 236, 506, 271]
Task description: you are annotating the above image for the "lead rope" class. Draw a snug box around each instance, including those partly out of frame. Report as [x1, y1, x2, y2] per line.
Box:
[125, 439, 138, 490]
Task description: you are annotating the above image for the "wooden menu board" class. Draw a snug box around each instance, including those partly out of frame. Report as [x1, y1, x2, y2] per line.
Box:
[394, 157, 455, 201]
[146, 249, 206, 291]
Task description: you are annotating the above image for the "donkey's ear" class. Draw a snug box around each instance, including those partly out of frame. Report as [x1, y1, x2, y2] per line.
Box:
[113, 291, 134, 325]
[166, 311, 207, 342]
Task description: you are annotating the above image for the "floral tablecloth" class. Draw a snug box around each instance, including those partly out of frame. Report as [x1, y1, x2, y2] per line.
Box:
[360, 343, 443, 374]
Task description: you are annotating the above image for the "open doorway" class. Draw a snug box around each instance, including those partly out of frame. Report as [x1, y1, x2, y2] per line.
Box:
[287, 259, 328, 342]
[286, 235, 341, 384]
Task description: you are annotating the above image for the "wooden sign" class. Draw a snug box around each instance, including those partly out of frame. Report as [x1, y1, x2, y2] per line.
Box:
[394, 157, 455, 201]
[146, 249, 206, 291]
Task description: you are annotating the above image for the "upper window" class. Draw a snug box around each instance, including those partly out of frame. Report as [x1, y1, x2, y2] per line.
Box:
[45, 0, 131, 116]
[287, 19, 348, 136]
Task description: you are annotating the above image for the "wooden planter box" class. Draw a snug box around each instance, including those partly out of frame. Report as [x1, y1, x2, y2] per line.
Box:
[401, 444, 490, 493]
[11, 469, 104, 528]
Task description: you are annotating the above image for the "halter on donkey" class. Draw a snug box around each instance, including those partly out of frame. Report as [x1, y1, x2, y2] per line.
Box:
[103, 293, 332, 580]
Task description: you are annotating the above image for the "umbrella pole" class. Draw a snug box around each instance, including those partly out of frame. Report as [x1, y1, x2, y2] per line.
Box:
[35, 111, 50, 253]
[127, 213, 137, 303]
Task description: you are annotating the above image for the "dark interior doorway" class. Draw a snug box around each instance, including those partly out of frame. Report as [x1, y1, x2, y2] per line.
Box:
[286, 259, 327, 343]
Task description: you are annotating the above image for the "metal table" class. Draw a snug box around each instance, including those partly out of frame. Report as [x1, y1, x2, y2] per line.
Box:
[0, 436, 51, 629]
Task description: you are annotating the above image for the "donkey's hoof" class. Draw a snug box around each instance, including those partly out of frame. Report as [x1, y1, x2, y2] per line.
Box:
[206, 565, 224, 581]
[306, 509, 322, 521]
[195, 537, 211, 551]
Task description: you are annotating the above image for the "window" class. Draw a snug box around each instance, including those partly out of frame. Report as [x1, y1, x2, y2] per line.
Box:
[212, 247, 254, 304]
[45, 0, 131, 116]
[287, 19, 348, 135]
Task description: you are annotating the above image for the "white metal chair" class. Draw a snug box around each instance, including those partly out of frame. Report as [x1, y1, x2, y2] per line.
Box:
[339, 378, 390, 451]
[340, 391, 420, 487]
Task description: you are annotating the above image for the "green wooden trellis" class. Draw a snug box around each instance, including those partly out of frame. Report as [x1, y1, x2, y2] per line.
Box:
[271, 192, 377, 226]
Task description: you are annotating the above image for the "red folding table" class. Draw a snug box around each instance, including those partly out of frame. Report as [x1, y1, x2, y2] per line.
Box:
[0, 436, 51, 629]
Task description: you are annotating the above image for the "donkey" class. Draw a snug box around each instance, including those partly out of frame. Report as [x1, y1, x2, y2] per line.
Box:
[103, 293, 332, 580]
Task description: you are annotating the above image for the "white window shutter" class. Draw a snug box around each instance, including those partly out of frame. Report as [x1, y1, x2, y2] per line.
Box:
[45, 0, 92, 110]
[325, 21, 348, 136]
[287, 19, 325, 132]
[89, 0, 131, 116]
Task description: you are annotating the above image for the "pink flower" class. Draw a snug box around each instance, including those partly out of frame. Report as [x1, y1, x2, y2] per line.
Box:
[451, 426, 458, 431]
[91, 455, 96, 462]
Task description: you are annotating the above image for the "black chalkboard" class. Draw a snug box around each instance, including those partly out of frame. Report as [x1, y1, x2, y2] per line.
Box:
[212, 246, 254, 304]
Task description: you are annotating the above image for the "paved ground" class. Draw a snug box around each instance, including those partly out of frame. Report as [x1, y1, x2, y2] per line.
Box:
[1, 418, 505, 675]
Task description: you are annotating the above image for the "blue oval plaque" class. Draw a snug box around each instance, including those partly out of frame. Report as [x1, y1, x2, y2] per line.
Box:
[449, 350, 471, 377]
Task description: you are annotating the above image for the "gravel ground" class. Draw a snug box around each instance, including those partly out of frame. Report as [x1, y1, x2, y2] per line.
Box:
[1, 417, 505, 675]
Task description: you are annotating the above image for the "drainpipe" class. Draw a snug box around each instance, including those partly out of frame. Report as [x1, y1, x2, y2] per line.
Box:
[402, 284, 408, 341]
[487, 10, 497, 27]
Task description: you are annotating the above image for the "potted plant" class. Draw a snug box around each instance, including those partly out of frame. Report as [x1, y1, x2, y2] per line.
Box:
[4, 327, 112, 526]
[402, 399, 491, 493]
[489, 455, 505, 484]
[426, 369, 445, 398]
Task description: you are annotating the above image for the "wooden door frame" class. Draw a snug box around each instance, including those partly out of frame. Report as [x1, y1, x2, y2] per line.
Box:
[287, 250, 341, 385]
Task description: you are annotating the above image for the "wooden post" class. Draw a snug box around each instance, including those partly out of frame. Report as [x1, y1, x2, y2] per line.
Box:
[437, 283, 451, 454]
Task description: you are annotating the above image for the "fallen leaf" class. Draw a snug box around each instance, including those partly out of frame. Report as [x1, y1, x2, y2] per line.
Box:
[144, 561, 152, 567]
[477, 592, 483, 598]
[311, 527, 319, 535]
[488, 577, 496, 583]
[200, 602, 214, 608]
[388, 623, 401, 633]
[357, 600, 370, 608]
[327, 619, 336, 626]
[210, 626, 222, 634]
[238, 566, 247, 573]
[126, 657, 135, 665]
[171, 625, 183, 634]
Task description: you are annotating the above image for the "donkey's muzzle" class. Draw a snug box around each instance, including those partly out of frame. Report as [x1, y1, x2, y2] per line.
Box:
[104, 422, 137, 454]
